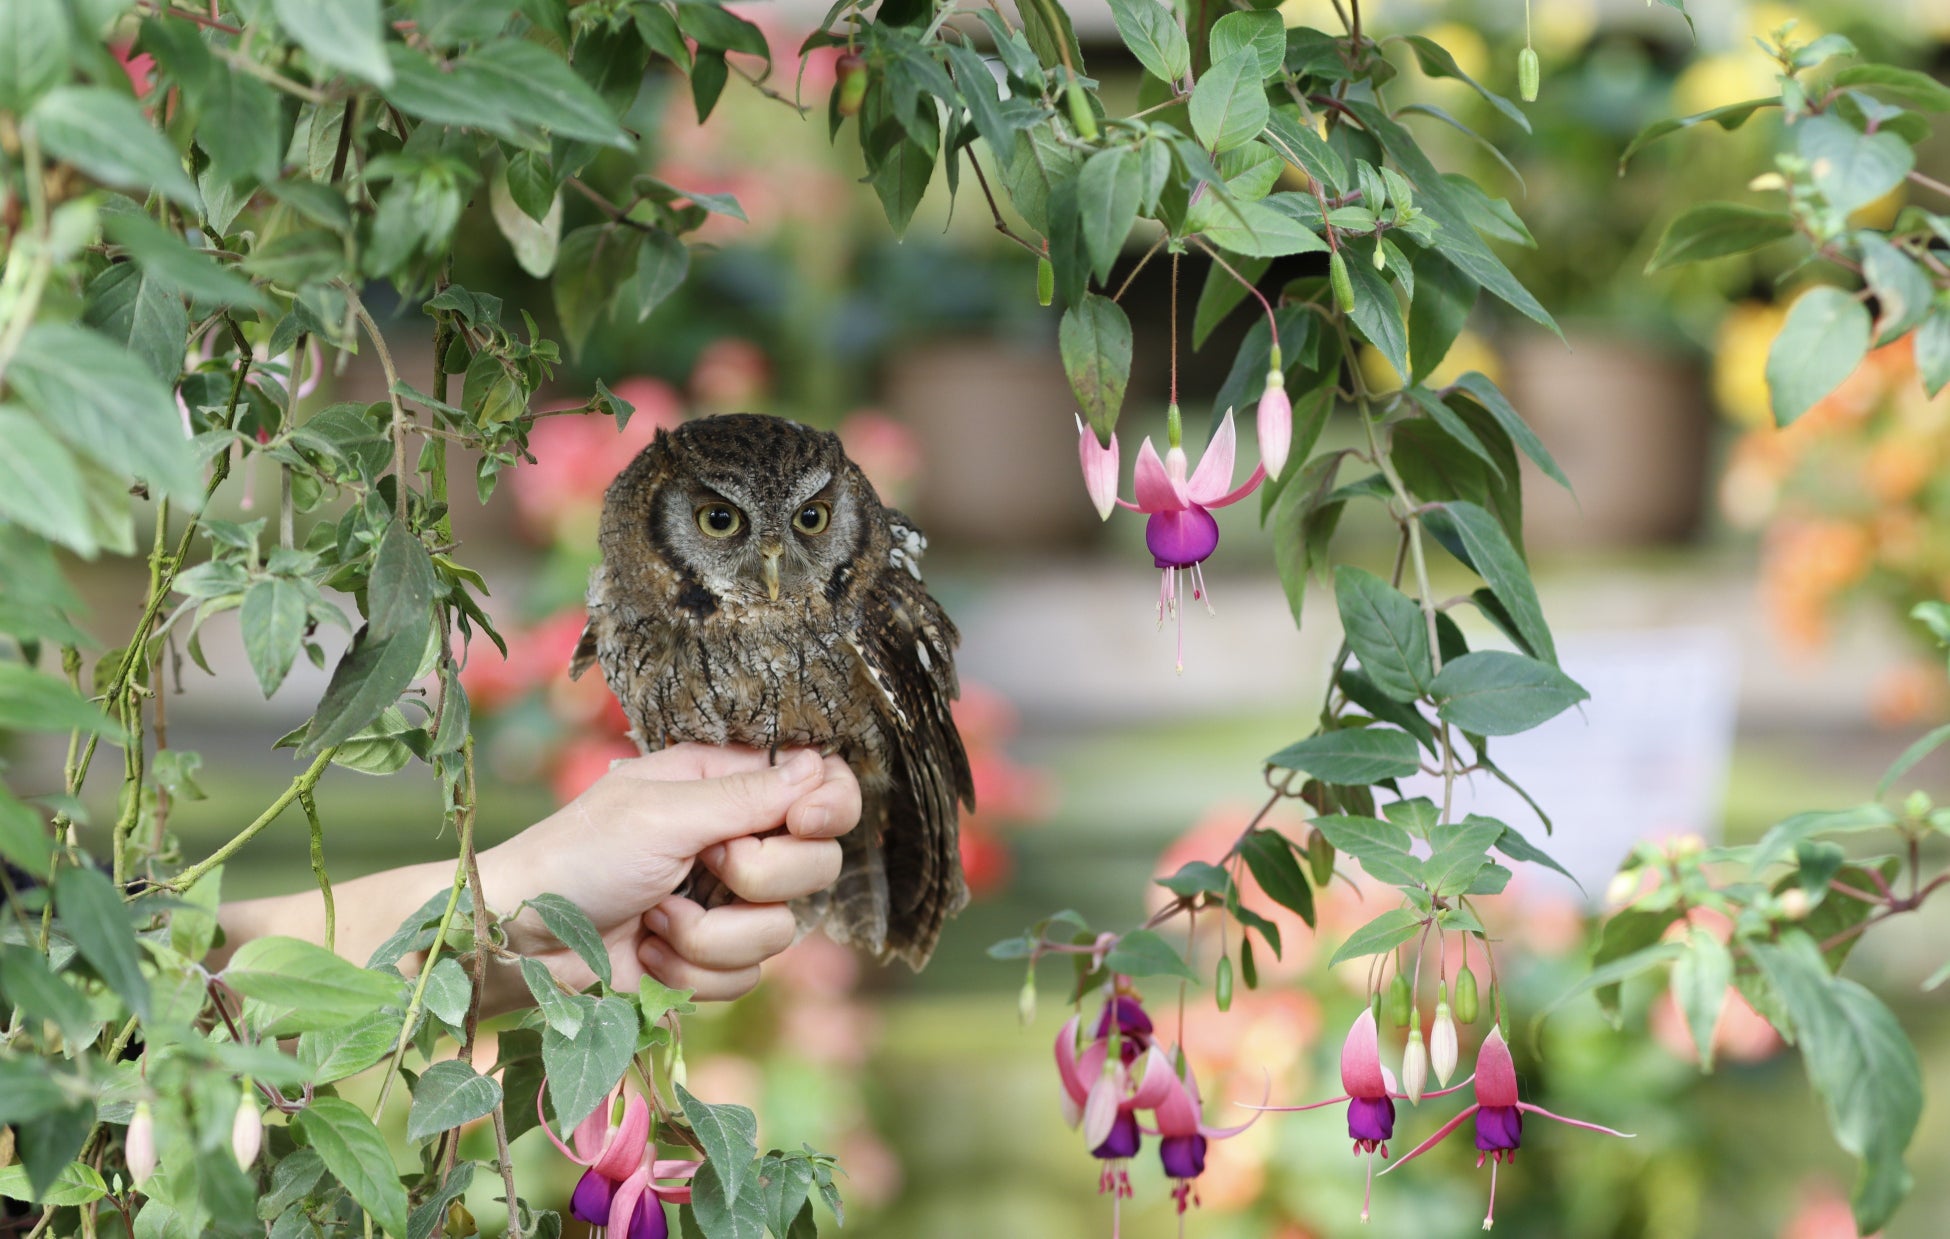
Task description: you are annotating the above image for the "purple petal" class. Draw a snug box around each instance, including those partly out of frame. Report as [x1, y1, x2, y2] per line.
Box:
[1092, 996, 1154, 1045]
[1092, 1111, 1142, 1160]
[1159, 1133, 1208, 1180]
[1347, 1095, 1396, 1145]
[571, 1168, 617, 1224]
[1146, 507, 1221, 569]
[628, 1194, 670, 1239]
[1475, 1105, 1523, 1152]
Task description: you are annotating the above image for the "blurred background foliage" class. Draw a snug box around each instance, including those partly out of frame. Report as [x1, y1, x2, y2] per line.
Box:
[33, 0, 1950, 1235]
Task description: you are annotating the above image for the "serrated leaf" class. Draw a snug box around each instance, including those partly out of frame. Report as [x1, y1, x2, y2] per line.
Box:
[1429, 651, 1587, 736]
[469, 37, 628, 146]
[1767, 286, 1870, 427]
[526, 892, 613, 988]
[1328, 907, 1423, 967]
[300, 623, 426, 759]
[1334, 566, 1432, 702]
[222, 936, 402, 1030]
[0, 0, 70, 114]
[80, 262, 187, 383]
[0, 406, 94, 558]
[1210, 10, 1284, 79]
[1190, 50, 1269, 153]
[293, 1098, 409, 1237]
[9, 322, 201, 502]
[1106, 0, 1189, 84]
[102, 212, 269, 310]
[1197, 197, 1328, 258]
[677, 1084, 760, 1205]
[1311, 814, 1424, 887]
[406, 1059, 503, 1142]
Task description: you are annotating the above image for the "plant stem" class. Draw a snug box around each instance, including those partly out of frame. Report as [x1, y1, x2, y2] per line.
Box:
[343, 286, 412, 522]
[170, 748, 336, 893]
[303, 788, 334, 954]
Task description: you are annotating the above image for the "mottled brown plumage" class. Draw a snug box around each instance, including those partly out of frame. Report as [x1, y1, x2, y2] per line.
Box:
[571, 413, 973, 969]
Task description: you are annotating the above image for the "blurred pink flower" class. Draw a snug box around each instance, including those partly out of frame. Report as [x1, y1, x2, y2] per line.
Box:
[509, 379, 684, 541]
[836, 410, 922, 506]
[1650, 985, 1783, 1066]
[551, 737, 639, 807]
[690, 339, 771, 412]
[769, 933, 862, 999]
[1782, 1186, 1879, 1239]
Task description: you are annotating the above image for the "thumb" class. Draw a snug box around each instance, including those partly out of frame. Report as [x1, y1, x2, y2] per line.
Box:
[647, 749, 824, 856]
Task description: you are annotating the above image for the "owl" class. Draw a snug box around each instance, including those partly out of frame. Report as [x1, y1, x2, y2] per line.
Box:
[571, 413, 974, 969]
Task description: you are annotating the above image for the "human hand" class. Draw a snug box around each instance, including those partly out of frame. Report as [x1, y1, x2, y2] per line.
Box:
[479, 743, 860, 1003]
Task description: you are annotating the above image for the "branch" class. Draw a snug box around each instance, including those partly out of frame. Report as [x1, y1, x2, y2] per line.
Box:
[167, 747, 337, 893]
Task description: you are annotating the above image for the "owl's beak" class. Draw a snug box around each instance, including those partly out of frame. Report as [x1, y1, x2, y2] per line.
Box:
[760, 544, 783, 601]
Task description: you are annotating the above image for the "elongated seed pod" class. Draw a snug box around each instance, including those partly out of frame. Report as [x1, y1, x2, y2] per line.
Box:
[1065, 81, 1099, 141]
[1215, 955, 1234, 1012]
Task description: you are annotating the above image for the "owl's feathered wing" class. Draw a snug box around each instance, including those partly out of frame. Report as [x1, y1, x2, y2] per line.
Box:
[832, 512, 973, 968]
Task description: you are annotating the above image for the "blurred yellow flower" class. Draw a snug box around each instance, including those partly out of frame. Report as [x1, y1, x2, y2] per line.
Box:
[1850, 183, 1906, 231]
[1358, 328, 1501, 395]
[1712, 301, 1786, 427]
[1535, 0, 1598, 56]
[1671, 52, 1779, 116]
[1416, 21, 1490, 84]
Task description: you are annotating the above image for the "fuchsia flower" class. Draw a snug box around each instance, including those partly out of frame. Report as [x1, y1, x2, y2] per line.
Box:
[1076, 405, 1268, 668]
[1257, 370, 1292, 480]
[1248, 1008, 1470, 1221]
[1139, 1047, 1261, 1215]
[1382, 1026, 1632, 1230]
[1054, 998, 1166, 1201]
[540, 1083, 698, 1238]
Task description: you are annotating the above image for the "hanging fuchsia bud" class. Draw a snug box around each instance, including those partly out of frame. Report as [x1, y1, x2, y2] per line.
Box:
[1076, 415, 1120, 522]
[127, 1102, 157, 1188]
[1518, 47, 1541, 103]
[835, 52, 868, 117]
[1257, 363, 1292, 480]
[1401, 1027, 1429, 1105]
[231, 1095, 263, 1170]
[1432, 996, 1460, 1086]
[1455, 965, 1480, 1024]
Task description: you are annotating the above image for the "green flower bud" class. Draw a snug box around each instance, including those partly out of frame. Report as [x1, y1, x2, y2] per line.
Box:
[1018, 972, 1038, 1024]
[1036, 254, 1054, 307]
[1386, 973, 1413, 1027]
[1329, 250, 1355, 314]
[1518, 47, 1540, 104]
[1065, 80, 1099, 141]
[836, 52, 868, 117]
[1240, 935, 1259, 989]
[1308, 832, 1336, 887]
[1904, 789, 1932, 821]
[1215, 955, 1234, 1012]
[1454, 963, 1480, 1024]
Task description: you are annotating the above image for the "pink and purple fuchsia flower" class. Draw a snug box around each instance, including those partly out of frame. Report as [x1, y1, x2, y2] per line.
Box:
[1140, 1045, 1261, 1217]
[540, 1082, 699, 1239]
[1382, 1025, 1633, 1230]
[1077, 402, 1277, 668]
[1055, 995, 1164, 1203]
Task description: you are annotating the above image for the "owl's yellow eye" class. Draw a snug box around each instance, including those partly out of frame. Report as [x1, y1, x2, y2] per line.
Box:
[793, 502, 831, 535]
[696, 503, 744, 538]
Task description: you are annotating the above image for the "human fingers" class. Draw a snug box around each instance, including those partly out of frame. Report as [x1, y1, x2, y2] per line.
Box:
[640, 896, 796, 971]
[697, 834, 843, 904]
[637, 936, 762, 1002]
[784, 756, 861, 840]
[613, 743, 819, 784]
[593, 749, 826, 856]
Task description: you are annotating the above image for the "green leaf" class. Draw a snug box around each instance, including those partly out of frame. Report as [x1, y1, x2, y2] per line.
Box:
[273, 0, 392, 85]
[1106, 0, 1189, 83]
[1750, 933, 1922, 1232]
[1328, 907, 1423, 967]
[298, 1012, 398, 1083]
[80, 262, 187, 383]
[0, 406, 95, 557]
[1190, 50, 1269, 153]
[470, 37, 630, 147]
[0, 662, 121, 739]
[1240, 830, 1314, 926]
[8, 322, 201, 502]
[870, 121, 937, 238]
[552, 224, 639, 358]
[193, 68, 283, 189]
[1914, 304, 1950, 396]
[1262, 109, 1344, 196]
[542, 994, 638, 1130]
[1210, 11, 1284, 80]
[1619, 98, 1775, 170]
[406, 1059, 503, 1142]
[0, 945, 99, 1046]
[1192, 252, 1269, 350]
[368, 519, 436, 643]
[0, 0, 71, 114]
[1342, 242, 1409, 382]
[102, 213, 268, 310]
[1672, 929, 1732, 1071]
[0, 1161, 107, 1208]
[222, 936, 402, 1030]
[678, 1084, 765, 1239]
[1402, 34, 1528, 132]
[944, 42, 1017, 156]
[0, 786, 54, 873]
[1198, 197, 1328, 258]
[674, 1, 767, 58]
[1078, 147, 1141, 284]
[1798, 114, 1913, 215]
[1877, 723, 1950, 799]
[1645, 203, 1795, 272]
[1539, 940, 1686, 1031]
[521, 957, 585, 1037]
[525, 892, 613, 988]
[1104, 928, 1199, 981]
[1751, 804, 1897, 868]
[1429, 651, 1587, 736]
[423, 956, 475, 1025]
[1859, 233, 1932, 344]
[1767, 286, 1870, 427]
[1060, 293, 1132, 440]
[1267, 726, 1422, 783]
[1424, 500, 1555, 663]
[300, 622, 427, 759]
[1156, 860, 1232, 898]
[54, 866, 149, 1021]
[293, 1098, 409, 1237]
[1489, 817, 1581, 889]
[1832, 64, 1950, 112]
[27, 86, 198, 206]
[1448, 372, 1570, 492]
[1333, 567, 1431, 702]
[240, 578, 308, 698]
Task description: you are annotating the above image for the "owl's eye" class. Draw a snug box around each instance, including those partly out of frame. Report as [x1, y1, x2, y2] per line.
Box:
[793, 502, 832, 535]
[695, 503, 744, 538]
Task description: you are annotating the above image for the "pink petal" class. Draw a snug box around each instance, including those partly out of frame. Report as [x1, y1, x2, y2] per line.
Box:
[1202, 461, 1266, 509]
[608, 1165, 651, 1235]
[1516, 1102, 1634, 1139]
[1256, 384, 1292, 480]
[1054, 1016, 1091, 1108]
[1146, 1052, 1202, 1138]
[1474, 1027, 1519, 1109]
[1133, 439, 1189, 512]
[589, 1093, 651, 1181]
[655, 1186, 694, 1205]
[1184, 410, 1238, 504]
[1377, 1103, 1480, 1175]
[1198, 1073, 1269, 1140]
[1237, 1094, 1351, 1113]
[1341, 1009, 1387, 1099]
[538, 1080, 594, 1167]
[1076, 415, 1121, 522]
[1082, 1071, 1122, 1151]
[652, 1160, 702, 1179]
[1127, 1046, 1178, 1112]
